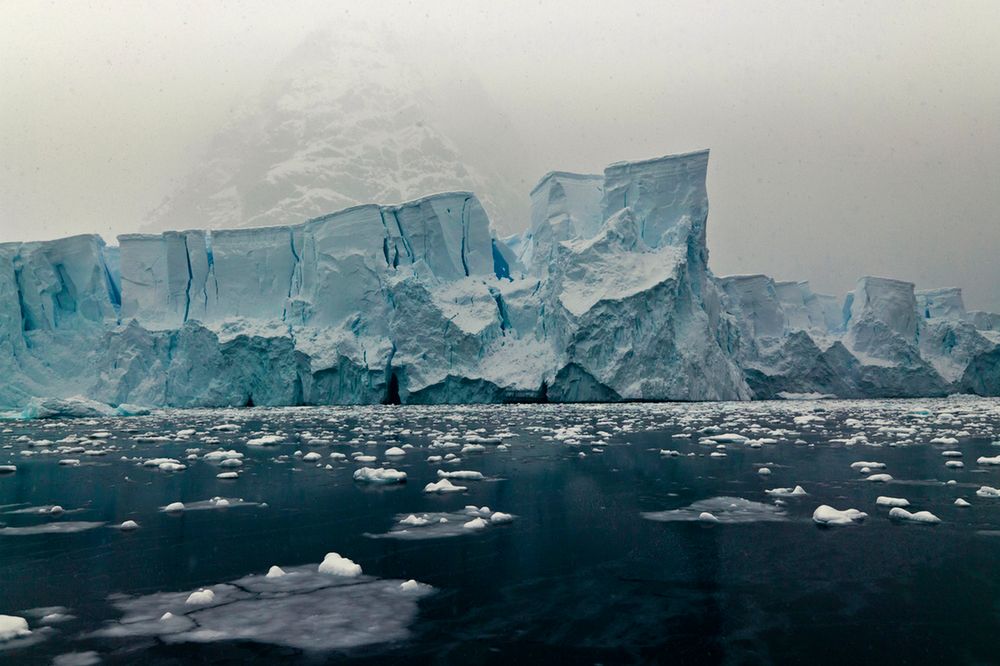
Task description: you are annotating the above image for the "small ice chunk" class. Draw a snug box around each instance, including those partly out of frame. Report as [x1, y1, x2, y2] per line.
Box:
[318, 552, 362, 577]
[0, 615, 30, 642]
[384, 447, 406, 457]
[400, 579, 419, 592]
[436, 469, 484, 480]
[266, 565, 286, 578]
[216, 471, 239, 479]
[976, 486, 1000, 498]
[164, 502, 185, 513]
[462, 517, 488, 530]
[941, 450, 962, 457]
[976, 455, 1000, 466]
[400, 514, 430, 526]
[119, 520, 140, 531]
[698, 512, 720, 523]
[889, 507, 941, 524]
[246, 434, 284, 446]
[812, 505, 867, 526]
[945, 460, 964, 469]
[866, 473, 893, 483]
[0, 465, 15, 474]
[765, 486, 807, 497]
[954, 498, 971, 507]
[876, 496, 910, 507]
[659, 449, 680, 457]
[490, 512, 513, 523]
[851, 461, 886, 470]
[353, 467, 407, 484]
[302, 452, 321, 462]
[185, 589, 215, 605]
[757, 467, 771, 475]
[423, 479, 467, 494]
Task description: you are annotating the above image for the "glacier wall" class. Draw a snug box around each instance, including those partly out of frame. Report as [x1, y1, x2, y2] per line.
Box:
[2, 150, 999, 409]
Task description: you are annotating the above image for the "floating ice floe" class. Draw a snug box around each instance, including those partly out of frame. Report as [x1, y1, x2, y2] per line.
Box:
[423, 478, 466, 493]
[353, 467, 407, 484]
[384, 446, 406, 457]
[436, 469, 484, 480]
[876, 496, 910, 507]
[765, 486, 807, 497]
[812, 505, 867, 526]
[369, 507, 515, 540]
[318, 552, 362, 577]
[0, 465, 16, 474]
[659, 449, 681, 457]
[0, 522, 105, 536]
[643, 497, 787, 524]
[160, 498, 260, 512]
[302, 452, 322, 462]
[930, 437, 959, 445]
[955, 498, 971, 507]
[888, 507, 941, 524]
[119, 520, 140, 531]
[94, 563, 432, 651]
[976, 486, 1000, 498]
[977, 455, 1000, 465]
[865, 473, 893, 482]
[185, 589, 215, 605]
[266, 565, 285, 578]
[216, 471, 239, 479]
[851, 461, 886, 470]
[0, 615, 30, 642]
[246, 434, 284, 446]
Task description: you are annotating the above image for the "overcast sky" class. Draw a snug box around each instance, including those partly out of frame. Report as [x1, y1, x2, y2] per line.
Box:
[2, 1, 998, 311]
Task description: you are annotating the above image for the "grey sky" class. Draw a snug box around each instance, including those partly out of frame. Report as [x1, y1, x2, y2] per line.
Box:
[2, 0, 998, 311]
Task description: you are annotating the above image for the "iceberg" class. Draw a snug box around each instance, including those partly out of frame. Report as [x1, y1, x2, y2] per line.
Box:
[1, 149, 998, 409]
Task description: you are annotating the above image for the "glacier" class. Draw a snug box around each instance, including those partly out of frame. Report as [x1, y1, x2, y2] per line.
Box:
[2, 149, 999, 410]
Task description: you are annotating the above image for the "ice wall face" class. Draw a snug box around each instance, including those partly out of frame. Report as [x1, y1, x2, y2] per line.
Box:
[538, 151, 751, 401]
[519, 172, 604, 274]
[3, 148, 1000, 409]
[0, 235, 119, 406]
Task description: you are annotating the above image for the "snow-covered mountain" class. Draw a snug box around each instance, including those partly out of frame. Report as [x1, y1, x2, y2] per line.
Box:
[143, 27, 526, 236]
[2, 149, 999, 411]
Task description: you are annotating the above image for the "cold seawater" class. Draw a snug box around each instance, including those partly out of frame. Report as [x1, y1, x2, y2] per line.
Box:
[2, 398, 1000, 664]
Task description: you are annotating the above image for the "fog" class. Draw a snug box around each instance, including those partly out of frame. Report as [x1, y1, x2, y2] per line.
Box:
[2, 0, 998, 310]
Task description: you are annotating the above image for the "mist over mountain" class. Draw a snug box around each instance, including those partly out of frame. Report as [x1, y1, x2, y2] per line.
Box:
[143, 26, 527, 236]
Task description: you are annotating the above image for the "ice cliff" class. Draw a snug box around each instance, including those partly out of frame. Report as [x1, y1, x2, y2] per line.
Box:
[2, 150, 998, 409]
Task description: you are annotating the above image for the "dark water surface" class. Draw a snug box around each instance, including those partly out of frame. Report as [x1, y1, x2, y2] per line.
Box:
[2, 398, 1000, 664]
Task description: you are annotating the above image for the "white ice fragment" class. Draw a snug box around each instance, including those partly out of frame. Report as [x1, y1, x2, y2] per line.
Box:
[216, 471, 239, 479]
[164, 502, 185, 513]
[384, 447, 406, 457]
[812, 505, 867, 526]
[400, 579, 419, 592]
[954, 498, 971, 507]
[266, 565, 286, 578]
[185, 589, 215, 605]
[0, 615, 30, 642]
[888, 507, 941, 524]
[423, 479, 466, 493]
[436, 469, 484, 480]
[353, 467, 407, 484]
[866, 473, 893, 483]
[976, 486, 1000, 498]
[977, 455, 1000, 466]
[318, 552, 362, 577]
[698, 512, 720, 523]
[462, 517, 488, 530]
[876, 496, 910, 507]
[302, 452, 321, 462]
[757, 467, 771, 475]
[119, 520, 140, 531]
[490, 512, 514, 523]
[247, 435, 284, 446]
[851, 461, 886, 470]
[765, 486, 807, 497]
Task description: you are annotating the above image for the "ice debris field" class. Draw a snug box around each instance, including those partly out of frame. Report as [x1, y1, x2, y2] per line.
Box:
[3, 397, 1000, 660]
[2, 150, 999, 413]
